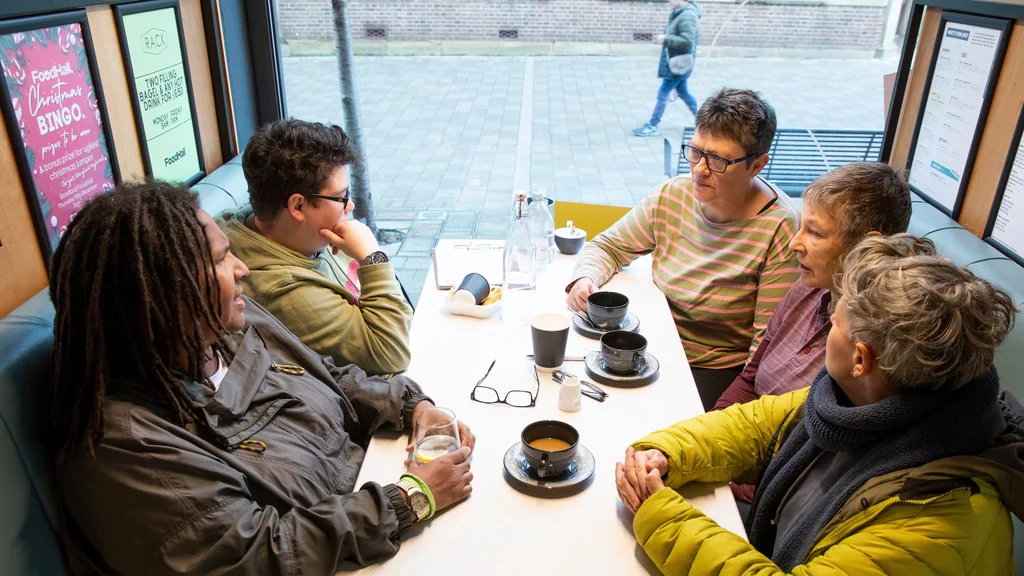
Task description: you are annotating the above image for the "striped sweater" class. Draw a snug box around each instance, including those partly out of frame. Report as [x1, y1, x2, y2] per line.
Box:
[571, 175, 800, 369]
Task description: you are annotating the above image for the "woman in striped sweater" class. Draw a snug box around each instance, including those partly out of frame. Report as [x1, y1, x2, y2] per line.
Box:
[567, 88, 799, 410]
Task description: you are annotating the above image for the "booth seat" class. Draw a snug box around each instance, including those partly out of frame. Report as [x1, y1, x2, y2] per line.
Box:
[2, 161, 1022, 573]
[0, 156, 250, 575]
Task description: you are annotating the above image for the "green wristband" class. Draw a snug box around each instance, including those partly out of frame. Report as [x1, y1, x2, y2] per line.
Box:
[400, 473, 436, 519]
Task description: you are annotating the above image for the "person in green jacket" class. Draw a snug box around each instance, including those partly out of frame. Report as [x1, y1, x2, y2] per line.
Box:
[633, 0, 701, 137]
[616, 233, 1024, 575]
[218, 119, 413, 377]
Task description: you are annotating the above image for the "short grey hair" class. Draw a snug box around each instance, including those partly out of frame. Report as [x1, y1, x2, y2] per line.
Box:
[694, 88, 777, 156]
[837, 234, 1017, 393]
[803, 162, 912, 250]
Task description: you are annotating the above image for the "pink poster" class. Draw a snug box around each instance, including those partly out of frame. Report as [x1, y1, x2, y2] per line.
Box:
[1, 23, 115, 250]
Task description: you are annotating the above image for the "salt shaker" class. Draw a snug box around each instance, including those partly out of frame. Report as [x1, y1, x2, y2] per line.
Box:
[558, 375, 582, 412]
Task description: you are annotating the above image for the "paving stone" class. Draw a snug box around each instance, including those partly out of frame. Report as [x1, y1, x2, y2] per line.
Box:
[408, 220, 443, 238]
[398, 237, 437, 256]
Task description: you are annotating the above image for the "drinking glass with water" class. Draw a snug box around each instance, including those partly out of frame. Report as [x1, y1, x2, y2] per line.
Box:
[412, 407, 461, 463]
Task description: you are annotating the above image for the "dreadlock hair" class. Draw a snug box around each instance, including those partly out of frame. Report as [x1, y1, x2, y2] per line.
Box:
[49, 181, 225, 463]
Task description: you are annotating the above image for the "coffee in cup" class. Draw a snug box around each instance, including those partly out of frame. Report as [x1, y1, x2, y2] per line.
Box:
[600, 330, 647, 374]
[521, 420, 579, 478]
[587, 291, 629, 330]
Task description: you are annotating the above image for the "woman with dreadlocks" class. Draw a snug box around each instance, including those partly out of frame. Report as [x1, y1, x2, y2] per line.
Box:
[50, 181, 475, 575]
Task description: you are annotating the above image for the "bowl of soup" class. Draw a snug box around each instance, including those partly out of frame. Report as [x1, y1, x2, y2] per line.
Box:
[520, 420, 579, 477]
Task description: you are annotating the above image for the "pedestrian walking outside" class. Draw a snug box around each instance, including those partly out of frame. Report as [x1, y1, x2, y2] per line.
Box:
[633, 0, 701, 137]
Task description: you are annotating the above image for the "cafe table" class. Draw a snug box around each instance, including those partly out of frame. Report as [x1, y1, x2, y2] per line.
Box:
[349, 251, 746, 574]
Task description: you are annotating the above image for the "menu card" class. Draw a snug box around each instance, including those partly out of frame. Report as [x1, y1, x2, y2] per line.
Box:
[431, 239, 504, 289]
[990, 134, 1024, 262]
[908, 20, 1004, 212]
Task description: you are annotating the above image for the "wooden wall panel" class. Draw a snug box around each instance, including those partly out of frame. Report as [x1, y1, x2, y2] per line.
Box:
[890, 9, 1024, 239]
[958, 20, 1024, 234]
[1, 1, 224, 317]
[890, 6, 943, 170]
[181, 0, 224, 171]
[0, 129, 48, 318]
[86, 5, 145, 182]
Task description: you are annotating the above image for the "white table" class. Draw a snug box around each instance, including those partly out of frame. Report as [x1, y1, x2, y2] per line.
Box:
[349, 253, 745, 574]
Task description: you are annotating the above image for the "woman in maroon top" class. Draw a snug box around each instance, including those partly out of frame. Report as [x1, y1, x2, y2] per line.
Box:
[713, 162, 912, 502]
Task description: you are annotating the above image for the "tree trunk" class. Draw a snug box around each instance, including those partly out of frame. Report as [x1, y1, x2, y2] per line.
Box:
[331, 0, 377, 235]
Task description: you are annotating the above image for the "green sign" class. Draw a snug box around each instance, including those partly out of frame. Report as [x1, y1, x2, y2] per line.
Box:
[117, 4, 203, 184]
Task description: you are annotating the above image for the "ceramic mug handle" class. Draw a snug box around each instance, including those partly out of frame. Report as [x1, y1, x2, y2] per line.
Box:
[633, 353, 647, 373]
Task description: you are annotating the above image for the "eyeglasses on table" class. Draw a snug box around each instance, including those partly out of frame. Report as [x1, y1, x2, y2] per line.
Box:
[469, 359, 539, 407]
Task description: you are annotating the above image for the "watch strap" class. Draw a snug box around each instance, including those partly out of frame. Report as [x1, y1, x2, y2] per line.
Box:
[400, 473, 436, 519]
[395, 478, 428, 522]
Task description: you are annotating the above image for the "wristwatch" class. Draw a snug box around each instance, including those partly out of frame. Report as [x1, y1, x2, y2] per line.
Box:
[360, 250, 389, 266]
[396, 478, 431, 522]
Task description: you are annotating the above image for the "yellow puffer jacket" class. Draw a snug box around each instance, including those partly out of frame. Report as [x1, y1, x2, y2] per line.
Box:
[631, 388, 1024, 575]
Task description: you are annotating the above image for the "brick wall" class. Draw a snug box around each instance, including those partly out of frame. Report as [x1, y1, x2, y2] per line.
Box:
[278, 0, 886, 51]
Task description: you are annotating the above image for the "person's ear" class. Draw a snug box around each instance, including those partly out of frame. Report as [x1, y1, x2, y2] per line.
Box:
[748, 153, 769, 176]
[851, 342, 875, 378]
[286, 194, 307, 223]
[865, 230, 882, 238]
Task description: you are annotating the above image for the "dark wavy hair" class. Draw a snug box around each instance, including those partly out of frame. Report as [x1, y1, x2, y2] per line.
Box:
[242, 119, 358, 220]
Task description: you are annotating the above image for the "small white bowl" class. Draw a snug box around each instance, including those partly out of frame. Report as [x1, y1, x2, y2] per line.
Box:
[444, 286, 502, 318]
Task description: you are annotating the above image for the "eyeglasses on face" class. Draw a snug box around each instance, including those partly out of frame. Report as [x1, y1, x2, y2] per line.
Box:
[682, 144, 761, 174]
[469, 360, 539, 408]
[308, 191, 351, 207]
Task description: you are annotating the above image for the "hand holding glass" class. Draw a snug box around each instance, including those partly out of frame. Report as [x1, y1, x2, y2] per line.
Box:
[413, 407, 461, 464]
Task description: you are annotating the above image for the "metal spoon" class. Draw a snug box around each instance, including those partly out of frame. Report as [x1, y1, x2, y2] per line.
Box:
[574, 310, 598, 329]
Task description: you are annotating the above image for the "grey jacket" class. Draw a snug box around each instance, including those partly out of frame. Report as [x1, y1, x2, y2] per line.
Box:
[57, 297, 431, 575]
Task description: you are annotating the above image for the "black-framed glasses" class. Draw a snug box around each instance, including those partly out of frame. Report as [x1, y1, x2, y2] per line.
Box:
[309, 192, 350, 207]
[470, 360, 539, 407]
[682, 144, 761, 174]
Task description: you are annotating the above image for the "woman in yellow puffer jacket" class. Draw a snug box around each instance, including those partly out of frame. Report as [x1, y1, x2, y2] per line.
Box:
[616, 234, 1024, 575]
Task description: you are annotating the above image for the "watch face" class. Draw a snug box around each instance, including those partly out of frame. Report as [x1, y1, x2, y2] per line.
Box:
[370, 251, 389, 264]
[410, 491, 431, 517]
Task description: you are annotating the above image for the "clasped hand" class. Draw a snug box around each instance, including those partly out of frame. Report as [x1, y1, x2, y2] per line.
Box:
[615, 446, 668, 514]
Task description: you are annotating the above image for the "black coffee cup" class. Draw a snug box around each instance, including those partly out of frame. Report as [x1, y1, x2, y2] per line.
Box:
[521, 420, 579, 478]
[587, 291, 629, 330]
[531, 313, 570, 371]
[453, 272, 491, 305]
[600, 330, 647, 374]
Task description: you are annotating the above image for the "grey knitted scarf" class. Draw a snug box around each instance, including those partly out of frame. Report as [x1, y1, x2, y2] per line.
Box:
[747, 366, 1004, 571]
